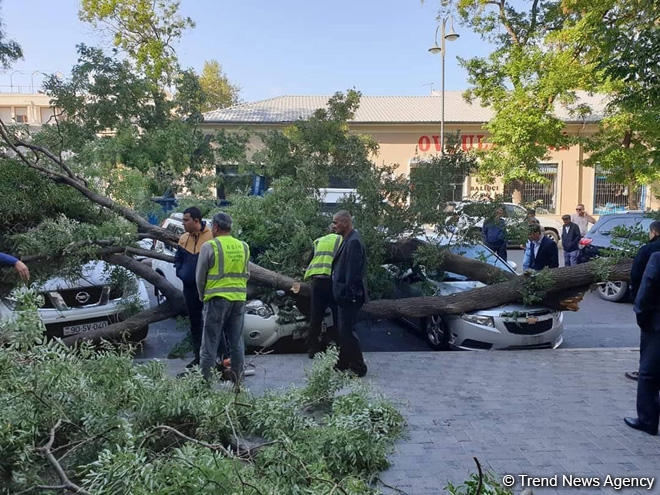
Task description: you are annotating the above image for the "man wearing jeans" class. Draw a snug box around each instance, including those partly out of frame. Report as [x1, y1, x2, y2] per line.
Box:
[174, 206, 214, 368]
[196, 212, 250, 385]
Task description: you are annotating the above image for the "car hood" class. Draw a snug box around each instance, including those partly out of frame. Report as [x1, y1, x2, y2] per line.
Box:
[39, 262, 115, 291]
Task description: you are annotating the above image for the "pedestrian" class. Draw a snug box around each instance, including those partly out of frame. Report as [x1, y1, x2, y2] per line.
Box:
[174, 207, 214, 369]
[195, 212, 250, 386]
[525, 208, 540, 226]
[330, 210, 368, 377]
[624, 220, 660, 382]
[0, 252, 30, 281]
[624, 251, 660, 436]
[303, 226, 342, 359]
[560, 214, 581, 267]
[571, 203, 597, 237]
[523, 224, 558, 271]
[482, 206, 507, 261]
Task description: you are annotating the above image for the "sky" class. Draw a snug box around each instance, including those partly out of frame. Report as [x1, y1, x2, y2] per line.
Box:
[0, 0, 493, 103]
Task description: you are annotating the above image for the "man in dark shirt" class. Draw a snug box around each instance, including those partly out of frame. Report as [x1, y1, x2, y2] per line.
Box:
[624, 251, 660, 436]
[560, 214, 582, 266]
[625, 221, 660, 381]
[330, 210, 367, 377]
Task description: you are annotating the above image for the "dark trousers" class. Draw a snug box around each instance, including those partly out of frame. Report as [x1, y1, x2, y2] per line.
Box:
[637, 330, 660, 431]
[487, 242, 507, 261]
[336, 302, 366, 374]
[307, 277, 337, 351]
[183, 284, 204, 359]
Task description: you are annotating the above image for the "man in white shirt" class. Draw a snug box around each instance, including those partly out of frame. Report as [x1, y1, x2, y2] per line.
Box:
[570, 203, 597, 237]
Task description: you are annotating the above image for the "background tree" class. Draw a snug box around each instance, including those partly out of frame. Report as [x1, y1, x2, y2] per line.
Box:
[0, 1, 21, 69]
[198, 59, 240, 111]
[561, 0, 660, 209]
[449, 0, 658, 207]
[78, 0, 194, 84]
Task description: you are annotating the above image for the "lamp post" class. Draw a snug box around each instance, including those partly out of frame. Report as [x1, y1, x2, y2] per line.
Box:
[10, 70, 26, 92]
[428, 17, 459, 156]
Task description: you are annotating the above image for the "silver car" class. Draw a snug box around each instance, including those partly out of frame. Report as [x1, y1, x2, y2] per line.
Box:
[396, 241, 564, 351]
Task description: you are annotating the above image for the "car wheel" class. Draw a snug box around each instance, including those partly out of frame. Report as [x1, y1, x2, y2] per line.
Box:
[597, 281, 628, 302]
[422, 315, 449, 351]
[544, 229, 559, 243]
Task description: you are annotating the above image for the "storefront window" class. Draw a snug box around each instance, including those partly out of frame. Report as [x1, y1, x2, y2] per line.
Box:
[503, 163, 557, 213]
[593, 167, 642, 213]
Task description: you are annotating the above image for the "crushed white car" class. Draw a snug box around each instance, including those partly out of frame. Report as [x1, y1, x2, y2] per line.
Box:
[151, 212, 325, 349]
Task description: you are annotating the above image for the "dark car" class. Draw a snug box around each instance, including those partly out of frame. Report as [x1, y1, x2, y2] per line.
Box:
[578, 211, 654, 302]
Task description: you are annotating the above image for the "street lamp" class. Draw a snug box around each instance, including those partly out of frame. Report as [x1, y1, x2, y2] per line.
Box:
[10, 70, 26, 92]
[428, 16, 459, 156]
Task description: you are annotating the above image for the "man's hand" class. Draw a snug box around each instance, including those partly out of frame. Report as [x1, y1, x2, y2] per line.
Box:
[14, 260, 30, 281]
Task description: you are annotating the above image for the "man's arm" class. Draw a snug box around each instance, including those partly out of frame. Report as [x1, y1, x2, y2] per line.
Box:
[550, 243, 559, 268]
[195, 243, 213, 302]
[344, 238, 365, 300]
[634, 252, 660, 328]
[0, 253, 29, 281]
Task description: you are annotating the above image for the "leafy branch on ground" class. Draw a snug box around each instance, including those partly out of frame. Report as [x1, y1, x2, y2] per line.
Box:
[0, 292, 405, 494]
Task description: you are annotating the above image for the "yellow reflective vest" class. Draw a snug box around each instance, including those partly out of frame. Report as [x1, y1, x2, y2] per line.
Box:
[203, 236, 250, 302]
[304, 233, 342, 280]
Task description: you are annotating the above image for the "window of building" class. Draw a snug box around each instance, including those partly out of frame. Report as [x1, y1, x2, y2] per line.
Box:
[503, 163, 558, 213]
[593, 167, 641, 213]
[0, 107, 11, 122]
[40, 107, 56, 124]
[14, 107, 28, 123]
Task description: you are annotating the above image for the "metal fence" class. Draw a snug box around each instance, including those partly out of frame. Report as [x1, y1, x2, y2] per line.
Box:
[593, 171, 642, 214]
[503, 164, 558, 213]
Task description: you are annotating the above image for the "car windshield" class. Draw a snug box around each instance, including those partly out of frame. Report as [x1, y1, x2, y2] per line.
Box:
[426, 243, 514, 281]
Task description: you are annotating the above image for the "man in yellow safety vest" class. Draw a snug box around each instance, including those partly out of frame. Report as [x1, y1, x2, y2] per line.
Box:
[304, 227, 342, 358]
[195, 212, 250, 385]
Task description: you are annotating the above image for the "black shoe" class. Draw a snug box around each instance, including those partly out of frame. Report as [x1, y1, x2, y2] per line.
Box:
[625, 371, 639, 381]
[624, 417, 658, 436]
[186, 357, 200, 369]
[350, 363, 367, 378]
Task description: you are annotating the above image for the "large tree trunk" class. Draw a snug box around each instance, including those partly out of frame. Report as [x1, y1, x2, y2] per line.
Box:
[362, 259, 632, 319]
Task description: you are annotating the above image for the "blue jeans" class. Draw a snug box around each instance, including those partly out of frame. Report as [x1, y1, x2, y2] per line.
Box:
[563, 250, 579, 267]
[200, 297, 245, 382]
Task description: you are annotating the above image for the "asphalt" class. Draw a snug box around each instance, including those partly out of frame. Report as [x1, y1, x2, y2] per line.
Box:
[152, 348, 659, 495]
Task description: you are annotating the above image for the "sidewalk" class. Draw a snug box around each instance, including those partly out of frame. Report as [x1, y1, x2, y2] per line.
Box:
[157, 348, 659, 494]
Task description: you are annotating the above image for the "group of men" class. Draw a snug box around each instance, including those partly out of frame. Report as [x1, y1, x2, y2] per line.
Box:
[174, 207, 368, 389]
[521, 203, 595, 271]
[303, 210, 368, 376]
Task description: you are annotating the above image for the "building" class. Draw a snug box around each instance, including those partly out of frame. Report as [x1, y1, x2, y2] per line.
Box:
[0, 92, 56, 125]
[201, 92, 658, 218]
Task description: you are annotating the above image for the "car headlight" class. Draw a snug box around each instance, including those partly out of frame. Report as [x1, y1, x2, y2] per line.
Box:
[460, 314, 495, 327]
[245, 300, 274, 318]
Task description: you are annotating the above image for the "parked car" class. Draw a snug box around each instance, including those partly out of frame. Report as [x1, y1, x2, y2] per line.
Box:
[0, 261, 151, 341]
[445, 201, 562, 244]
[150, 212, 330, 349]
[578, 211, 654, 302]
[394, 239, 564, 350]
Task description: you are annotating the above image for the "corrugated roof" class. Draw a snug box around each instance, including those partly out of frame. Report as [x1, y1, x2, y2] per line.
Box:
[202, 92, 608, 125]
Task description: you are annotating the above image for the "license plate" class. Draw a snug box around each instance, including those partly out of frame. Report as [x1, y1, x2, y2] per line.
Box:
[63, 320, 108, 336]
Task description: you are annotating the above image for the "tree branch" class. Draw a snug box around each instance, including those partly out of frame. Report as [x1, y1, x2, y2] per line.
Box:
[35, 420, 92, 495]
